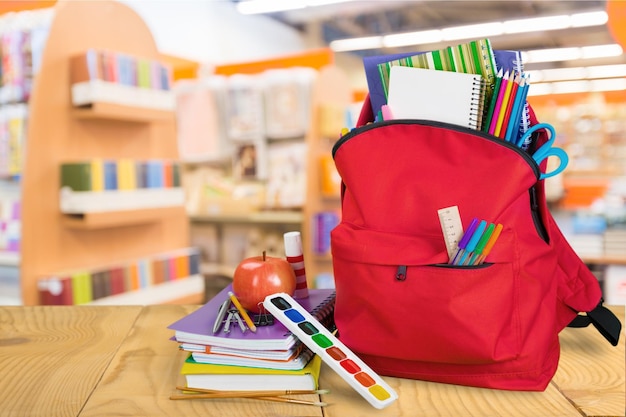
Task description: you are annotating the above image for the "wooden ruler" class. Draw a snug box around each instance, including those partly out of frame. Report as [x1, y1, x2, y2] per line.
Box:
[437, 206, 464, 259]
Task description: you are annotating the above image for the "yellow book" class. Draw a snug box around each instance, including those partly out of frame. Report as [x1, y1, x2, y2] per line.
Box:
[71, 270, 92, 305]
[117, 158, 136, 190]
[180, 354, 322, 391]
[90, 158, 104, 191]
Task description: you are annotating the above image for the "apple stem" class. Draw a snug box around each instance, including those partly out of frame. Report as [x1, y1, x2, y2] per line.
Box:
[262, 250, 266, 261]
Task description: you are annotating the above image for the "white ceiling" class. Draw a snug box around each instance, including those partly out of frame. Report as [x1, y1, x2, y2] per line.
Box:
[260, 0, 624, 70]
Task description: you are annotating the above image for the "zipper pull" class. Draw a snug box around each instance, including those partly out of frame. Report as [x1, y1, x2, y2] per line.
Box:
[395, 265, 407, 281]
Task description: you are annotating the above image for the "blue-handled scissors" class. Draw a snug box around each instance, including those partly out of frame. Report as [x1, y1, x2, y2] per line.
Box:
[516, 123, 568, 180]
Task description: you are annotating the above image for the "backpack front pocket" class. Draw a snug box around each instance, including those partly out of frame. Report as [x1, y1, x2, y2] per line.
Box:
[331, 224, 521, 365]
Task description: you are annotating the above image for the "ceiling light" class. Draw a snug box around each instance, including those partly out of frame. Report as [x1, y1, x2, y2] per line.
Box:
[589, 78, 626, 92]
[503, 14, 571, 34]
[528, 78, 626, 96]
[383, 30, 442, 48]
[570, 11, 608, 27]
[237, 0, 306, 14]
[441, 22, 503, 41]
[581, 44, 623, 59]
[525, 47, 581, 63]
[528, 67, 587, 82]
[328, 9, 608, 53]
[523, 44, 622, 64]
[586, 64, 626, 78]
[526, 64, 626, 83]
[330, 36, 383, 52]
[236, 0, 354, 14]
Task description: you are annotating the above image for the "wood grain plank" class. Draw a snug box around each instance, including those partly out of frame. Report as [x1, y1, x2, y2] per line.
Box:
[318, 364, 582, 417]
[0, 306, 141, 417]
[79, 305, 324, 417]
[553, 305, 625, 417]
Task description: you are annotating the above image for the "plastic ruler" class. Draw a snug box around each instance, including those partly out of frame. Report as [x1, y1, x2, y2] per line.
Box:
[437, 205, 464, 258]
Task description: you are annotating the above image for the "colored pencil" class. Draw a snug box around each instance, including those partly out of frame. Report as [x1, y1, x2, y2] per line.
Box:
[493, 71, 515, 137]
[488, 71, 509, 135]
[482, 68, 503, 133]
[504, 76, 527, 143]
[514, 77, 532, 147]
[498, 73, 521, 139]
[228, 291, 257, 332]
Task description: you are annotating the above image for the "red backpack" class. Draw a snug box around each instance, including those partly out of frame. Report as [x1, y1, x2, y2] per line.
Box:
[330, 98, 621, 391]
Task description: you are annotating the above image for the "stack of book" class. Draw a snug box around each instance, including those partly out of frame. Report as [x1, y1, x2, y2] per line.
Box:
[167, 283, 335, 391]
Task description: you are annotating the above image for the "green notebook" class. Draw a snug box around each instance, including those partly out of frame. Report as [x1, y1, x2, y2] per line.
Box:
[377, 38, 497, 123]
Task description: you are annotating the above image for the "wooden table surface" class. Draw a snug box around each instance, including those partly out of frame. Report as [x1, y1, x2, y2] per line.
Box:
[0, 305, 623, 417]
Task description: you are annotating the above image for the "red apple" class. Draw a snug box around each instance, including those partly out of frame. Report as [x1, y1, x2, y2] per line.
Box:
[232, 251, 296, 313]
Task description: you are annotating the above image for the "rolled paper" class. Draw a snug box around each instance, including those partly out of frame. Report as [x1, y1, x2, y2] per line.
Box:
[283, 231, 309, 299]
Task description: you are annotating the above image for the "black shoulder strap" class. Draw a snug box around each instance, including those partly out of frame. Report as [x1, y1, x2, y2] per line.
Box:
[568, 300, 622, 346]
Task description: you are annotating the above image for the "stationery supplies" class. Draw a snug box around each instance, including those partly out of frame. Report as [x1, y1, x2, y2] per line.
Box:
[168, 284, 335, 351]
[449, 217, 478, 265]
[437, 205, 463, 258]
[228, 291, 257, 333]
[170, 385, 327, 407]
[329, 95, 621, 391]
[386, 66, 486, 130]
[180, 353, 322, 391]
[520, 123, 568, 179]
[378, 38, 497, 105]
[284, 231, 309, 299]
[445, 217, 502, 266]
[190, 345, 313, 370]
[456, 219, 487, 265]
[263, 293, 398, 410]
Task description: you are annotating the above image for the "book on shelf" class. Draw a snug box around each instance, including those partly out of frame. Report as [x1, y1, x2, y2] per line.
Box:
[168, 283, 335, 351]
[70, 49, 174, 108]
[38, 247, 201, 305]
[180, 353, 322, 391]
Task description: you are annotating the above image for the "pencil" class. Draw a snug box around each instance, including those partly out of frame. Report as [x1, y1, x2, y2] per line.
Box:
[171, 386, 329, 406]
[504, 77, 527, 143]
[488, 71, 509, 135]
[482, 68, 503, 133]
[497, 73, 521, 139]
[170, 393, 326, 406]
[228, 291, 257, 332]
[493, 71, 515, 137]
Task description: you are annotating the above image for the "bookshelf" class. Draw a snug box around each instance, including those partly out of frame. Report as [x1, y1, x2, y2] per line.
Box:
[20, 0, 200, 305]
[302, 66, 352, 287]
[184, 64, 352, 289]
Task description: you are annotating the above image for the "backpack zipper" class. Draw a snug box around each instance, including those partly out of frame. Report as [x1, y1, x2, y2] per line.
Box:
[395, 265, 407, 281]
[332, 120, 541, 179]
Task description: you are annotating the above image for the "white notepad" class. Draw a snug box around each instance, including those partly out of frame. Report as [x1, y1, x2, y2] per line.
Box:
[386, 66, 485, 130]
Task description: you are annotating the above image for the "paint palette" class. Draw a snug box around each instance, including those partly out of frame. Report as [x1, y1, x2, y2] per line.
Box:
[263, 293, 398, 409]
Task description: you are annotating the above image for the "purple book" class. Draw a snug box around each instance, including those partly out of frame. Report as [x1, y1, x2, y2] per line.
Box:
[168, 284, 335, 351]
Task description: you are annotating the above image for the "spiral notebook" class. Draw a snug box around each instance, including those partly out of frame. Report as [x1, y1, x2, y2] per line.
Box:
[168, 283, 335, 351]
[386, 65, 487, 130]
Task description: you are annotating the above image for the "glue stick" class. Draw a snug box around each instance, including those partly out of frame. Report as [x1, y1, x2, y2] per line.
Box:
[283, 231, 309, 299]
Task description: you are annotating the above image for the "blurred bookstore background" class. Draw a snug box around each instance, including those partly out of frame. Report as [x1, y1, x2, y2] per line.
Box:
[0, 0, 625, 306]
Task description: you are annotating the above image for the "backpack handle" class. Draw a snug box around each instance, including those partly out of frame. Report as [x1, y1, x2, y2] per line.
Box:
[568, 301, 622, 346]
